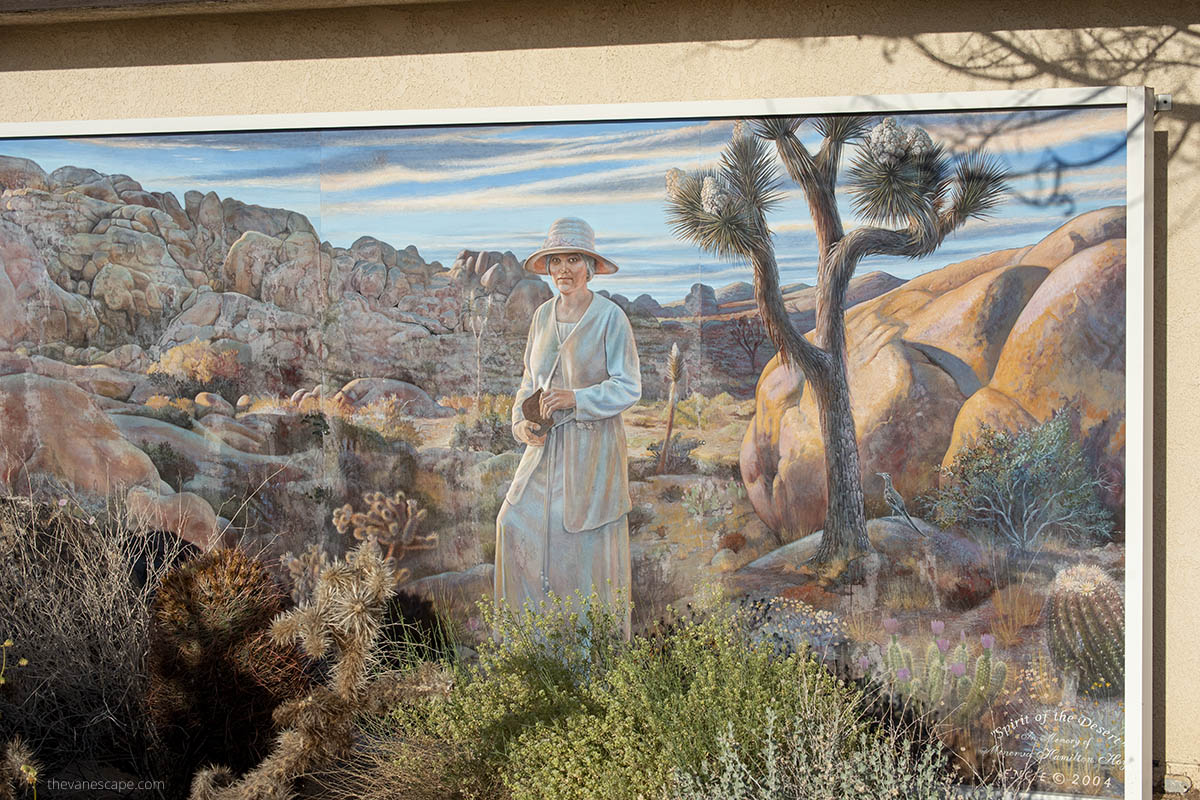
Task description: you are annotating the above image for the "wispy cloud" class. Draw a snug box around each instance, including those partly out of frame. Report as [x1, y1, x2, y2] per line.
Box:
[318, 121, 726, 192]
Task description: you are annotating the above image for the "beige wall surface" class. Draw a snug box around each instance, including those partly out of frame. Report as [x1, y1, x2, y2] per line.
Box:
[1, 0, 1196, 785]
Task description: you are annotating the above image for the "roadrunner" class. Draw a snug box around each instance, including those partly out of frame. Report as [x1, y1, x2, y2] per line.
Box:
[877, 472, 923, 535]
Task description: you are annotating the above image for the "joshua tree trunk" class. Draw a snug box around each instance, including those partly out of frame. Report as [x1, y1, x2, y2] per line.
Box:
[810, 365, 871, 561]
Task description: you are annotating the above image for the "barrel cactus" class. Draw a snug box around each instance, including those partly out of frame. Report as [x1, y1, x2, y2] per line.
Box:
[148, 548, 312, 778]
[1047, 564, 1124, 698]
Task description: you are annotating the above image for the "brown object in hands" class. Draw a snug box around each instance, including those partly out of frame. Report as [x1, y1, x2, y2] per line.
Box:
[522, 388, 552, 436]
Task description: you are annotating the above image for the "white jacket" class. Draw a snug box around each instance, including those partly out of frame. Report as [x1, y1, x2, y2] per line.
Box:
[506, 291, 642, 532]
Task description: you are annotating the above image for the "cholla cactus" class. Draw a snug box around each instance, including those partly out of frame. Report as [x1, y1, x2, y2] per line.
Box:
[1047, 564, 1124, 698]
[189, 543, 414, 800]
[280, 543, 329, 605]
[1, 737, 39, 800]
[148, 549, 311, 778]
[332, 490, 436, 581]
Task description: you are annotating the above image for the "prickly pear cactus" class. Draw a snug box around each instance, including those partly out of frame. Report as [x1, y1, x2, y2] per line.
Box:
[1047, 564, 1124, 698]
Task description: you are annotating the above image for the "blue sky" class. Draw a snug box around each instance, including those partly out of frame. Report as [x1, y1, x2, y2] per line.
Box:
[0, 105, 1127, 302]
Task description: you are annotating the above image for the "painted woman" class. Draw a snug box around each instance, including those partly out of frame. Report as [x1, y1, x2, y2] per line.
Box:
[494, 217, 641, 638]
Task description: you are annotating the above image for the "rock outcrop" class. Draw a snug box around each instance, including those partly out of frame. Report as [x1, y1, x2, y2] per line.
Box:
[1, 154, 552, 383]
[741, 206, 1127, 541]
[0, 374, 219, 546]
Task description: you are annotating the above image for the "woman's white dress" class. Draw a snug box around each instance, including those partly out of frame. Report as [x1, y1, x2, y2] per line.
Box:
[495, 295, 641, 637]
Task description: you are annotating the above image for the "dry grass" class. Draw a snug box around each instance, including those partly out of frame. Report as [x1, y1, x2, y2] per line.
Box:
[879, 574, 936, 611]
[0, 490, 191, 782]
[990, 584, 1044, 647]
[844, 611, 883, 643]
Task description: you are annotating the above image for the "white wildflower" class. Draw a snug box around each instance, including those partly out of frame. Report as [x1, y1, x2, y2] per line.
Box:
[731, 120, 749, 141]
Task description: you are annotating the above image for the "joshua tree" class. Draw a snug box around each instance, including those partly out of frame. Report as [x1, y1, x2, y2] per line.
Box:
[666, 116, 1007, 567]
[656, 342, 685, 475]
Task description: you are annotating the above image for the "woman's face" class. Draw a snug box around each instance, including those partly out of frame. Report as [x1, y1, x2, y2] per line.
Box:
[547, 252, 590, 296]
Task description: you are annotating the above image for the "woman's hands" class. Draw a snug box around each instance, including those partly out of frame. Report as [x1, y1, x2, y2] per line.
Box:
[513, 389, 576, 447]
[539, 388, 576, 417]
[513, 419, 547, 447]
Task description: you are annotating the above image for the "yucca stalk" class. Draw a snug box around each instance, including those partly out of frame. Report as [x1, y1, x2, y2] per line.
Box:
[666, 116, 1007, 569]
[656, 342, 685, 475]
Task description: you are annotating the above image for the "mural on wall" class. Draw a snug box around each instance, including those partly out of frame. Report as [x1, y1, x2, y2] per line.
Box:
[0, 100, 1132, 795]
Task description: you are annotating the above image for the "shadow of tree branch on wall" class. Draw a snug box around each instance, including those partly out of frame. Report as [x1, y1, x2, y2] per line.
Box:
[886, 23, 1194, 778]
[884, 25, 1199, 218]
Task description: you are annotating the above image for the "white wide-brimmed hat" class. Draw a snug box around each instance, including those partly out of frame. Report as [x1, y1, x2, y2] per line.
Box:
[523, 217, 619, 275]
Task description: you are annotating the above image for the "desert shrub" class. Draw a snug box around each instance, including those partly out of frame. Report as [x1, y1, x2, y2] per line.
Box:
[140, 440, 198, 489]
[674, 390, 737, 429]
[148, 339, 246, 405]
[0, 495, 189, 781]
[354, 395, 423, 449]
[136, 397, 196, 429]
[501, 603, 860, 800]
[666, 707, 955, 800]
[378, 591, 623, 800]
[635, 434, 702, 478]
[451, 411, 518, 454]
[147, 548, 313, 781]
[926, 413, 1113, 551]
[371, 590, 859, 800]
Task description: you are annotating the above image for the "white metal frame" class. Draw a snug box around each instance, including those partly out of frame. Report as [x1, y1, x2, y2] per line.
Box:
[0, 85, 1154, 799]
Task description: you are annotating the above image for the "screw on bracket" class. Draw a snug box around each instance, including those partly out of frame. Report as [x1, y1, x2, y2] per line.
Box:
[1155, 94, 1173, 113]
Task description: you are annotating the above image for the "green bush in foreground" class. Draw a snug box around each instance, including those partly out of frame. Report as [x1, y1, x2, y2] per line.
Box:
[374, 590, 873, 800]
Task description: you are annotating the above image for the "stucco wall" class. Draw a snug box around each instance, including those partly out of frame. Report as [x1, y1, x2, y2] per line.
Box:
[1, 0, 1196, 786]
